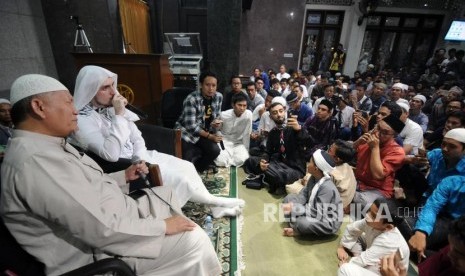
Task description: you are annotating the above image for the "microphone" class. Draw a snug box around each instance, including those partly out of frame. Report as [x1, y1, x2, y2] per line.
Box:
[126, 104, 148, 120]
[130, 157, 174, 209]
[219, 140, 225, 150]
[210, 131, 225, 150]
[131, 156, 151, 187]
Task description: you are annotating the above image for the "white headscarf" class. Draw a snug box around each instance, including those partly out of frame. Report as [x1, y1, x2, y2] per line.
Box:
[73, 65, 138, 121]
[74, 65, 118, 111]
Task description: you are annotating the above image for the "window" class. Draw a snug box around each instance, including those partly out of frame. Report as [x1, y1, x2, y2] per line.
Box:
[358, 13, 443, 73]
[300, 10, 345, 73]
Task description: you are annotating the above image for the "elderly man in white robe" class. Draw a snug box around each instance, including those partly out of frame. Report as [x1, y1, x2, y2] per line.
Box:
[71, 66, 244, 218]
[0, 74, 221, 275]
[215, 92, 252, 167]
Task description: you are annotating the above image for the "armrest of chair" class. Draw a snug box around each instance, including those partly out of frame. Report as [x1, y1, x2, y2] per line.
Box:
[137, 124, 182, 159]
[149, 164, 163, 187]
[60, 258, 136, 276]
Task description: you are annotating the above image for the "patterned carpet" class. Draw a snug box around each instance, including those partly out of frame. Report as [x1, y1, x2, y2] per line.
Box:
[182, 167, 239, 276]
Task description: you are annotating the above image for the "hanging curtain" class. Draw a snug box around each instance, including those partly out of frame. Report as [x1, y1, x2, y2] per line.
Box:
[119, 0, 152, 54]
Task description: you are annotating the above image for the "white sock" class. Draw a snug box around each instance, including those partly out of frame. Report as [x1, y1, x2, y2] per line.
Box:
[189, 187, 245, 208]
[209, 196, 245, 208]
[211, 206, 242, 218]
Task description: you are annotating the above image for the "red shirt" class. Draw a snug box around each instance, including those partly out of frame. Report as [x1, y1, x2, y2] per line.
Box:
[355, 139, 405, 197]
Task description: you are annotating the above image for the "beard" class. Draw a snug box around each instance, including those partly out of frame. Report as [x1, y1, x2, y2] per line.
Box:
[273, 117, 285, 125]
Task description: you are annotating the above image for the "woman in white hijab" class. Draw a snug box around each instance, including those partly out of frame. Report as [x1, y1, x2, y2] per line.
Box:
[71, 65, 244, 218]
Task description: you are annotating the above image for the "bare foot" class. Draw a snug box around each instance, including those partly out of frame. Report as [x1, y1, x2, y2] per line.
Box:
[283, 227, 295, 236]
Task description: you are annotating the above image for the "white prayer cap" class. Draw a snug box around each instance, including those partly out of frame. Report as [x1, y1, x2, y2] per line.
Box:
[392, 82, 408, 91]
[74, 65, 117, 110]
[449, 86, 464, 96]
[0, 98, 10, 105]
[368, 64, 375, 69]
[335, 72, 341, 77]
[312, 149, 335, 175]
[412, 94, 426, 104]
[397, 102, 410, 113]
[271, 96, 286, 107]
[10, 74, 68, 106]
[444, 128, 465, 143]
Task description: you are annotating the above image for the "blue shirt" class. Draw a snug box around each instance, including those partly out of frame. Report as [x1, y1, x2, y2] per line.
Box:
[425, 149, 465, 197]
[409, 112, 429, 133]
[415, 175, 465, 235]
[294, 103, 314, 126]
[175, 90, 223, 144]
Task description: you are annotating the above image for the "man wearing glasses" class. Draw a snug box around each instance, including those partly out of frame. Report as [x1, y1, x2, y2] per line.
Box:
[351, 115, 406, 211]
[254, 77, 268, 99]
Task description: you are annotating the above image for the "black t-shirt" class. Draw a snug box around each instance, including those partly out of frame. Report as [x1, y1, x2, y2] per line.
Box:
[203, 96, 213, 131]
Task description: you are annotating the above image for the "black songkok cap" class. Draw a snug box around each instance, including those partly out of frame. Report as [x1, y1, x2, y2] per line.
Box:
[382, 115, 405, 134]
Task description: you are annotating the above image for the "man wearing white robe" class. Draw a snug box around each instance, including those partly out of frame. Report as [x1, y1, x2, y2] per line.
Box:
[0, 74, 221, 276]
[70, 66, 244, 217]
[215, 93, 252, 167]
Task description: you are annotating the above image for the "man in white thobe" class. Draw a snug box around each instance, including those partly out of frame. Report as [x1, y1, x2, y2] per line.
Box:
[70, 66, 244, 217]
[0, 74, 221, 276]
[215, 93, 252, 167]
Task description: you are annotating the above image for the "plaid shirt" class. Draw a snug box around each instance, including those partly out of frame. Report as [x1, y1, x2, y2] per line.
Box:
[175, 90, 223, 143]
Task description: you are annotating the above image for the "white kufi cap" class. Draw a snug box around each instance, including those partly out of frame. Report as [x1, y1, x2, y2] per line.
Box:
[10, 74, 68, 106]
[397, 102, 410, 113]
[0, 98, 10, 105]
[271, 96, 286, 107]
[412, 94, 426, 104]
[444, 128, 465, 144]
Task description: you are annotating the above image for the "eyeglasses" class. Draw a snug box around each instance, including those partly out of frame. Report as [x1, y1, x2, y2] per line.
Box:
[377, 128, 394, 136]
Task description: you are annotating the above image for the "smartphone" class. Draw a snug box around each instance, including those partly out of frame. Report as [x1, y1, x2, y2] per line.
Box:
[394, 248, 403, 263]
[287, 109, 297, 118]
[361, 111, 369, 119]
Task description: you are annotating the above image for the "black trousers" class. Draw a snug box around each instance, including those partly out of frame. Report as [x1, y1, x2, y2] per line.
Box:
[182, 137, 220, 172]
[244, 156, 304, 192]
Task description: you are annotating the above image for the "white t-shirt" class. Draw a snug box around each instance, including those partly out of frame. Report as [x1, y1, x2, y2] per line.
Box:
[399, 118, 424, 155]
[276, 72, 290, 81]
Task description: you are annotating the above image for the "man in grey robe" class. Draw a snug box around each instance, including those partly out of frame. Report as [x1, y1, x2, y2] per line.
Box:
[0, 74, 221, 276]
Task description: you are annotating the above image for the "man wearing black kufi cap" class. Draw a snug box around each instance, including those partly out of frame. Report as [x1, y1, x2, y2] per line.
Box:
[351, 115, 406, 210]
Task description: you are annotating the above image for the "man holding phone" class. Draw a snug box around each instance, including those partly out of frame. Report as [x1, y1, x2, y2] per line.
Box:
[244, 102, 309, 195]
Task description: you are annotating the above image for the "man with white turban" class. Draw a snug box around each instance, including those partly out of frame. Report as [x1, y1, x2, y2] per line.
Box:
[70, 66, 244, 219]
[1, 74, 221, 275]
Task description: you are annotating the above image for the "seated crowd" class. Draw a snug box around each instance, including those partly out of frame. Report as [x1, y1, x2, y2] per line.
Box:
[1, 53, 465, 275]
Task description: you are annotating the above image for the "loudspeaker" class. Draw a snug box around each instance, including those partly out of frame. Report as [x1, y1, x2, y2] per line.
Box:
[242, 0, 253, 11]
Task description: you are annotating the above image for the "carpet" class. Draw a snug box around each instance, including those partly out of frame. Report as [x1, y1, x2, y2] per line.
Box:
[182, 167, 240, 276]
